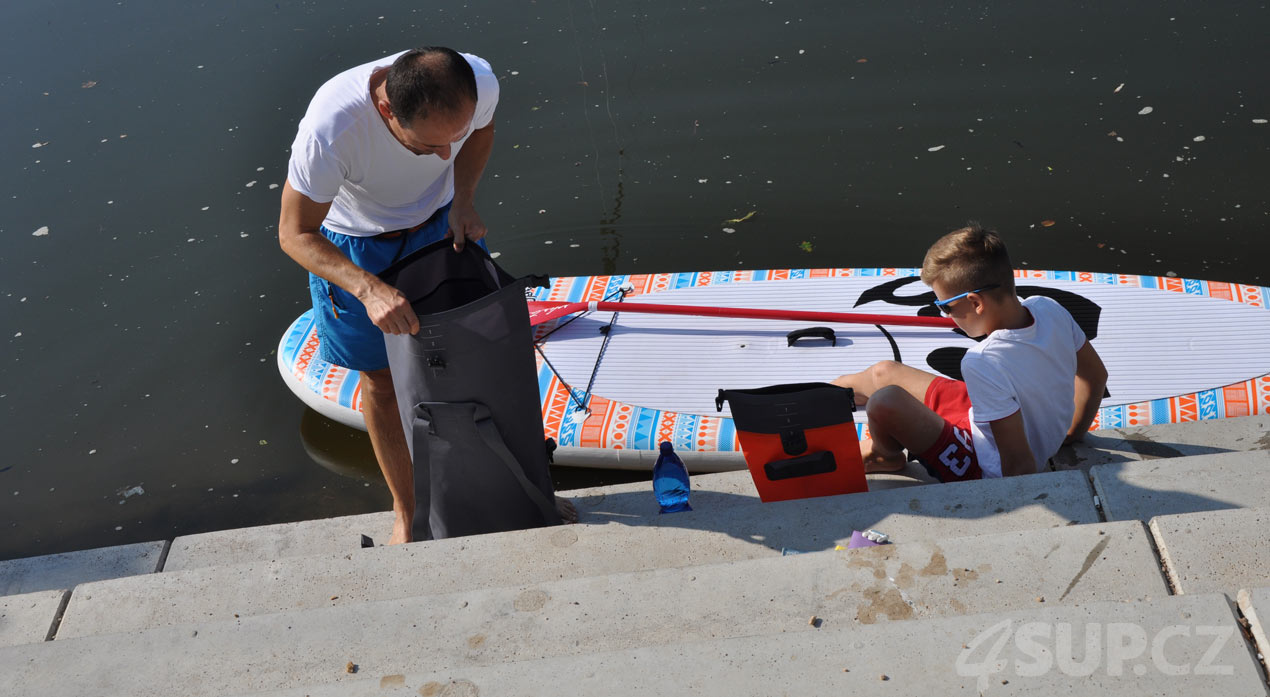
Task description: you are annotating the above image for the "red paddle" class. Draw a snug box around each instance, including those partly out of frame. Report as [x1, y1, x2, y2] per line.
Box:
[527, 299, 956, 328]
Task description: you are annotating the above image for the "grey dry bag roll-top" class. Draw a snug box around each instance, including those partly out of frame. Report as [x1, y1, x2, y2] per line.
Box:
[378, 239, 561, 541]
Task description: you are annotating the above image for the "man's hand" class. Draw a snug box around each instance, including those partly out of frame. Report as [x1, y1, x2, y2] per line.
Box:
[446, 202, 487, 252]
[358, 279, 420, 335]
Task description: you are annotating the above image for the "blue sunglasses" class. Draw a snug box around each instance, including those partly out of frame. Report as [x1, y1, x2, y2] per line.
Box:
[932, 284, 1000, 314]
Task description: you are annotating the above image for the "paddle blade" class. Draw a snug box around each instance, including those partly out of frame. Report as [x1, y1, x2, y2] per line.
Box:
[528, 300, 585, 326]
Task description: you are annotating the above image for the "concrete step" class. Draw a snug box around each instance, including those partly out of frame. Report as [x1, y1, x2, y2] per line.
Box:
[1149, 507, 1270, 597]
[0, 541, 167, 596]
[159, 470, 763, 572]
[1237, 587, 1270, 669]
[163, 466, 936, 572]
[0, 590, 67, 648]
[219, 596, 1270, 696]
[1059, 413, 1270, 471]
[1091, 450, 1270, 522]
[55, 469, 1097, 640]
[3, 522, 1183, 696]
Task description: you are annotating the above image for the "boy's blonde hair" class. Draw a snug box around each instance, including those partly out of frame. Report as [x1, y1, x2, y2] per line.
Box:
[920, 223, 1015, 294]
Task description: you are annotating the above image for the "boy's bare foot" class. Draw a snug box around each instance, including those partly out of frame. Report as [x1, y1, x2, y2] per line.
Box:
[386, 513, 413, 545]
[859, 438, 908, 473]
[556, 495, 578, 523]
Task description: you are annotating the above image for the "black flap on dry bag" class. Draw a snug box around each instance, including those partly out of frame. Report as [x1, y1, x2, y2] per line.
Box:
[716, 382, 867, 502]
[378, 240, 558, 541]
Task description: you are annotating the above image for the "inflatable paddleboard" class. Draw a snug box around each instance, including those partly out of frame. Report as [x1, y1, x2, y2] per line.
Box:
[278, 267, 1270, 465]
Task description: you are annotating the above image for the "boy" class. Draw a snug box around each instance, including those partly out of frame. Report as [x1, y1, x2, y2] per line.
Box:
[833, 224, 1108, 480]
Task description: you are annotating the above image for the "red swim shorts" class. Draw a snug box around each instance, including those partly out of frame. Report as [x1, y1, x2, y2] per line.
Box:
[914, 377, 983, 482]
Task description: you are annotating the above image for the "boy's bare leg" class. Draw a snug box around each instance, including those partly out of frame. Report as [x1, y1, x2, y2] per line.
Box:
[832, 360, 940, 408]
[862, 385, 948, 472]
[360, 368, 414, 545]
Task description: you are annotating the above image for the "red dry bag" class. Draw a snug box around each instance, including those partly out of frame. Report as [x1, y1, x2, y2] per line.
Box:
[716, 382, 867, 502]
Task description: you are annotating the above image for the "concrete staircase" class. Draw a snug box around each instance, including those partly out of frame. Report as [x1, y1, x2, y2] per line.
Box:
[2, 415, 1269, 695]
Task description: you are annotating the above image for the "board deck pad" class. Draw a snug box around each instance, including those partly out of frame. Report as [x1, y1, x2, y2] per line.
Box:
[279, 268, 1270, 454]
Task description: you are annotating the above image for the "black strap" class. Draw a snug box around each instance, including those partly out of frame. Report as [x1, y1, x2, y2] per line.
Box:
[474, 406, 560, 524]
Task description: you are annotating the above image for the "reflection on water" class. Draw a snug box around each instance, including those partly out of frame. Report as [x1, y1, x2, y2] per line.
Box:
[298, 409, 381, 483]
[298, 408, 648, 493]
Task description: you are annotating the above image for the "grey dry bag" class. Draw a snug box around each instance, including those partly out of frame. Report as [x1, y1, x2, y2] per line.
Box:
[378, 239, 561, 540]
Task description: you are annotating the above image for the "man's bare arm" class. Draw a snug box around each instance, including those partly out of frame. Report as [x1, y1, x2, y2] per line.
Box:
[1065, 341, 1108, 444]
[277, 181, 418, 335]
[990, 410, 1037, 477]
[446, 121, 494, 250]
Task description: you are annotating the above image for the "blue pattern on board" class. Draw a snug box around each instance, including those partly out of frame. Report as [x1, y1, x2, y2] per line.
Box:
[1198, 389, 1220, 420]
[716, 416, 737, 452]
[556, 397, 588, 446]
[630, 407, 661, 451]
[1150, 398, 1171, 425]
[1184, 279, 1205, 295]
[673, 413, 701, 451]
[1098, 405, 1125, 430]
[337, 370, 359, 408]
[283, 311, 314, 365]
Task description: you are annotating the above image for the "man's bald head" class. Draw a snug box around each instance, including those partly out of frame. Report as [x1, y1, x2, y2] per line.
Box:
[385, 47, 477, 127]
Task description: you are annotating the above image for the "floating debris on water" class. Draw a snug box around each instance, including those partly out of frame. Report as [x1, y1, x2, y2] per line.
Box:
[201, 206, 209, 211]
[268, 183, 279, 190]
[1114, 83, 1125, 93]
[544, 240, 553, 245]
[32, 226, 49, 237]
[117, 485, 144, 499]
[724, 211, 755, 224]
[723, 227, 736, 233]
[927, 145, 946, 152]
[81, 80, 97, 88]
[490, 252, 501, 259]
[698, 178, 708, 183]
[1138, 106, 1154, 115]
[245, 181, 257, 187]
[1254, 119, 1268, 124]
[1193, 136, 1206, 142]
[31, 142, 47, 148]
[1041, 220, 1056, 227]
[798, 241, 814, 252]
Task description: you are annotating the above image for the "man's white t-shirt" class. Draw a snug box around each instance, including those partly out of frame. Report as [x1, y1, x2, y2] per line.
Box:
[287, 50, 498, 237]
[961, 295, 1087, 478]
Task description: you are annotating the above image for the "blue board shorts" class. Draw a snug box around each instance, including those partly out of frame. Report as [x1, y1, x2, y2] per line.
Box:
[308, 202, 487, 372]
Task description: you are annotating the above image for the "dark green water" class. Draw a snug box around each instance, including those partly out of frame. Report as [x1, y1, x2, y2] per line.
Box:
[1, 0, 1267, 560]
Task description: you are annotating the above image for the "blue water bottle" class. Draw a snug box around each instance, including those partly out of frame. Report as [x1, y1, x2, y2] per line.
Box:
[653, 441, 692, 513]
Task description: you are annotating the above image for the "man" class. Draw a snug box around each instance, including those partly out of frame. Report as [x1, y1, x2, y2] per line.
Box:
[279, 47, 574, 544]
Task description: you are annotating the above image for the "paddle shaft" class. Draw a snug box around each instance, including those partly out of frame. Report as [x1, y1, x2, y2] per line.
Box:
[528, 299, 956, 328]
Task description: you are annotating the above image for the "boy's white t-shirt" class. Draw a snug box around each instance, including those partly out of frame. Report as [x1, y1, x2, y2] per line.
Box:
[961, 295, 1087, 478]
[287, 51, 499, 236]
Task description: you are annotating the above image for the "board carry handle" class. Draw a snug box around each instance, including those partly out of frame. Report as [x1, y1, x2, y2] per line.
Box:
[786, 326, 836, 347]
[527, 300, 958, 328]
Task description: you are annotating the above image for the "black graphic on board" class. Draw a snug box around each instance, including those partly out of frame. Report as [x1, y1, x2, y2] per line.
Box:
[853, 277, 1104, 382]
